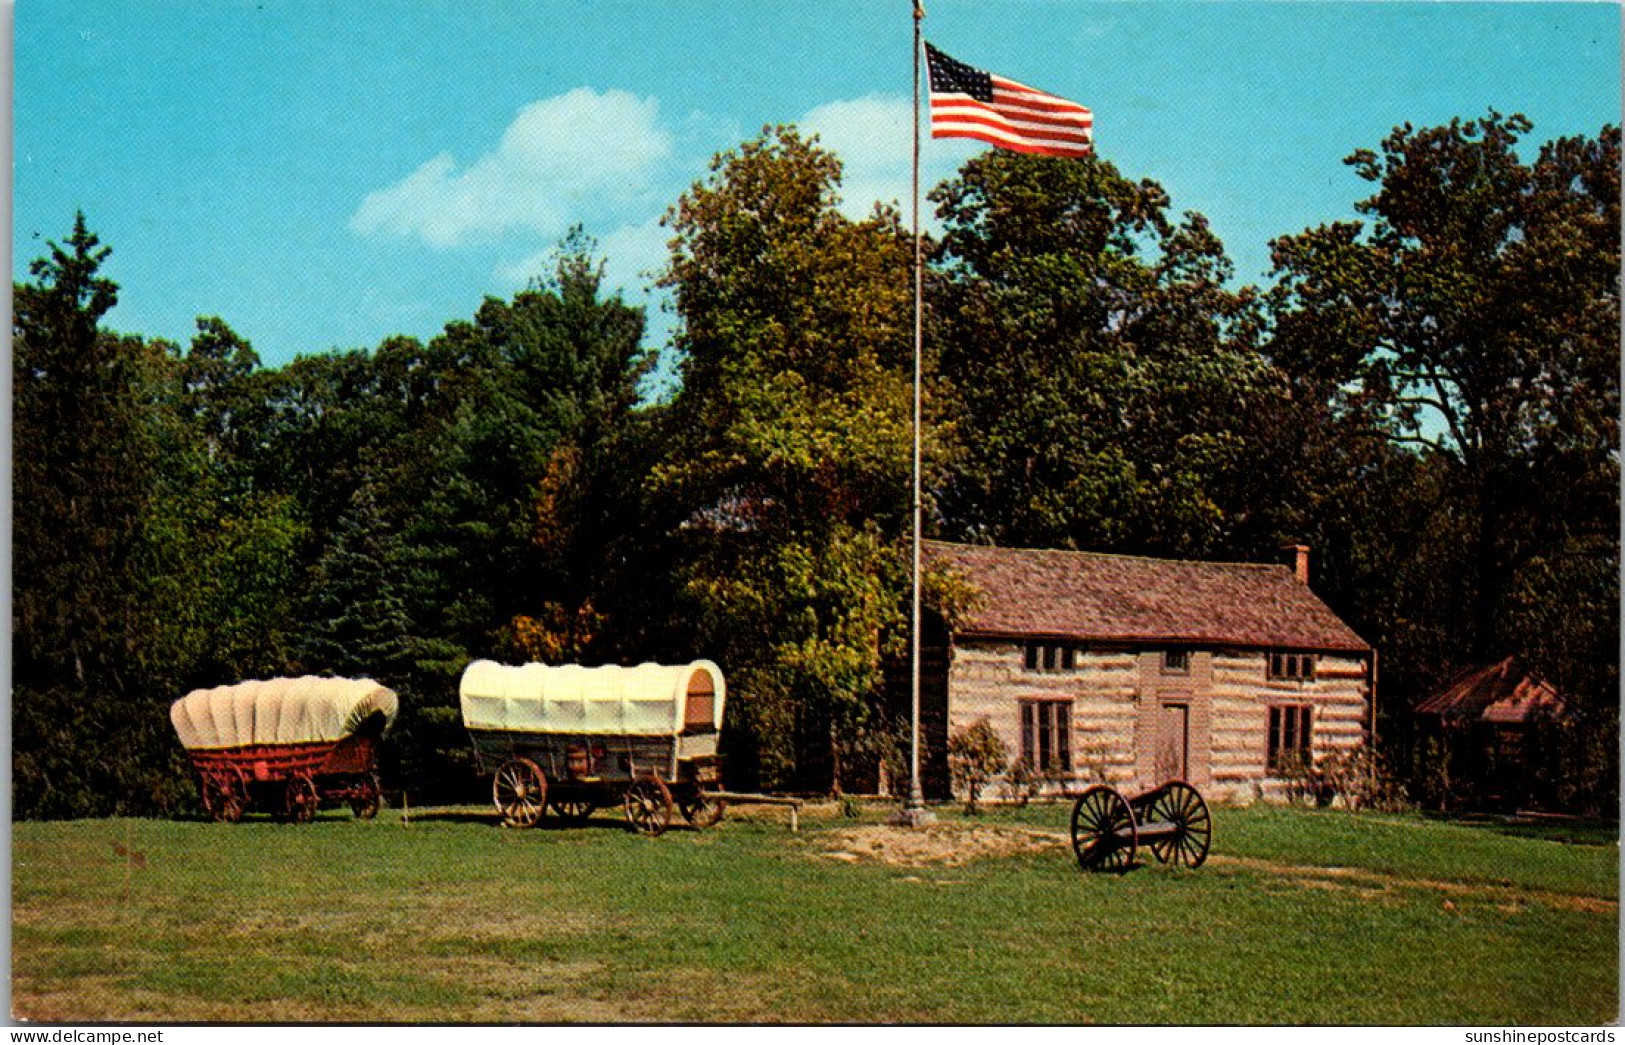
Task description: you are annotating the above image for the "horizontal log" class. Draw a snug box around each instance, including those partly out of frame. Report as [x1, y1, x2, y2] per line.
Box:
[701, 792, 803, 832]
[703, 790, 802, 806]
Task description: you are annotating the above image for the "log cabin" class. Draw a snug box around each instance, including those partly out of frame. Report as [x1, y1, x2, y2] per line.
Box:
[902, 541, 1375, 803]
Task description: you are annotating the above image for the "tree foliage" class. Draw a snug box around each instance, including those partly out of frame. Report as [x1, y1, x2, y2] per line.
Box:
[928, 151, 1273, 557]
[1269, 114, 1620, 811]
[651, 127, 917, 791]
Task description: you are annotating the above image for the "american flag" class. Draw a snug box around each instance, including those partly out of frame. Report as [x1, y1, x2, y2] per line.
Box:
[924, 43, 1093, 158]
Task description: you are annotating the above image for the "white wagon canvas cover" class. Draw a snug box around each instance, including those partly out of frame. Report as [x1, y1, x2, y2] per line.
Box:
[459, 660, 725, 738]
[171, 677, 399, 751]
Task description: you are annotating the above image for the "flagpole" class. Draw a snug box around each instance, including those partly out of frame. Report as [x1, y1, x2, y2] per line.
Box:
[896, 0, 932, 828]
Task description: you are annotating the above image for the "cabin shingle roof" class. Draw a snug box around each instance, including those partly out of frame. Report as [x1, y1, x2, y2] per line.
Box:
[925, 540, 1370, 653]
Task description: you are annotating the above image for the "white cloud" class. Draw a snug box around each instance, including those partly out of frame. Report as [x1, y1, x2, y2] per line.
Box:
[351, 88, 674, 248]
[495, 217, 671, 298]
[598, 219, 673, 294]
[800, 95, 912, 220]
[798, 95, 979, 223]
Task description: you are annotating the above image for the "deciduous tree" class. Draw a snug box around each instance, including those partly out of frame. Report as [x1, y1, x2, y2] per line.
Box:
[928, 151, 1272, 558]
[654, 127, 917, 791]
[1267, 114, 1620, 811]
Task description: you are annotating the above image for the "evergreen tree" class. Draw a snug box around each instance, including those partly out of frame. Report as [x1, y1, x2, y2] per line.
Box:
[297, 482, 417, 679]
[13, 215, 194, 816]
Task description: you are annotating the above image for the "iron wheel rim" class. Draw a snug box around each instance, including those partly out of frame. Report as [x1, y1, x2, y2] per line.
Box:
[1070, 786, 1137, 873]
[493, 758, 547, 829]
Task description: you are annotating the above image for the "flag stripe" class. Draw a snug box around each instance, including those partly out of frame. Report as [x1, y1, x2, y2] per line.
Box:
[931, 124, 1095, 157]
[991, 77, 1093, 116]
[931, 115, 1094, 147]
[931, 99, 1094, 135]
[925, 42, 1093, 159]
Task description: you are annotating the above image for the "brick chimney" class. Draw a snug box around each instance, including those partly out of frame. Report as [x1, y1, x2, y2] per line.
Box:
[1281, 544, 1310, 585]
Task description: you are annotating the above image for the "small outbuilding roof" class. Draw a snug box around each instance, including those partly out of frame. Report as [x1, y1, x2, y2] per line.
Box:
[926, 540, 1370, 653]
[1414, 658, 1562, 725]
[171, 677, 398, 751]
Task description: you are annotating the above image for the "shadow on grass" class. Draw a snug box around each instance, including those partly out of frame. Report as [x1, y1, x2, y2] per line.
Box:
[399, 805, 722, 834]
[1422, 809, 1619, 847]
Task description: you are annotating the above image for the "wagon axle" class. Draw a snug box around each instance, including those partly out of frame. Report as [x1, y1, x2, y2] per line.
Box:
[1069, 780, 1212, 872]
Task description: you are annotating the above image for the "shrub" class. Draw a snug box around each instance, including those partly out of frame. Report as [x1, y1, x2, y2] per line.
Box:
[948, 720, 1009, 814]
[1275, 750, 1330, 807]
[1002, 758, 1043, 806]
[1410, 734, 1459, 812]
[1074, 739, 1113, 786]
[1318, 744, 1410, 813]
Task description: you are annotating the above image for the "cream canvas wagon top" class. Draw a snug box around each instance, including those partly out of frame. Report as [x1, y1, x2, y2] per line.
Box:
[171, 677, 399, 750]
[459, 660, 725, 737]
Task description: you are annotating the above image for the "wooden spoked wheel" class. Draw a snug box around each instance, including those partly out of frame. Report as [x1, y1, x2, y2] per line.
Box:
[623, 776, 674, 836]
[350, 773, 382, 820]
[1146, 780, 1212, 868]
[549, 798, 596, 825]
[678, 790, 726, 830]
[1070, 785, 1137, 872]
[285, 773, 319, 824]
[202, 766, 247, 823]
[493, 758, 547, 828]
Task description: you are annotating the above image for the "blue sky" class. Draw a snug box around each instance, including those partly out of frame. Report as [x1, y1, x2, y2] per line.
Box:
[13, 1, 1621, 369]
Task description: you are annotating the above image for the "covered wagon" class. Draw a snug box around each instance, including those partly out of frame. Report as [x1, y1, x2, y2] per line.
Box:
[460, 659, 726, 835]
[171, 677, 397, 822]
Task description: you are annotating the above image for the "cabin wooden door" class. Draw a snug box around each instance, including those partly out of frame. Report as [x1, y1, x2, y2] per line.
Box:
[1156, 702, 1190, 781]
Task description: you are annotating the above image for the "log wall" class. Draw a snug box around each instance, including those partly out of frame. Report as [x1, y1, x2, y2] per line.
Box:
[946, 639, 1371, 802]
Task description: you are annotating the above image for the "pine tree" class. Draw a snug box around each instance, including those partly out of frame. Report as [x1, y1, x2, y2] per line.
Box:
[296, 481, 417, 680]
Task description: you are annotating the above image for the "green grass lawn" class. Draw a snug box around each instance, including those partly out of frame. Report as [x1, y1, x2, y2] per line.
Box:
[11, 800, 1618, 1024]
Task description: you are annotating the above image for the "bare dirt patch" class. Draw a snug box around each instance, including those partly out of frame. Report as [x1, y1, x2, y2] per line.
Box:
[815, 821, 1069, 867]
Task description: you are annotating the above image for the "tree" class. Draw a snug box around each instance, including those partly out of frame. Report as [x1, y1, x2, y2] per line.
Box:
[652, 127, 917, 792]
[446, 230, 653, 663]
[141, 319, 312, 686]
[927, 151, 1273, 558]
[948, 720, 1009, 814]
[12, 216, 201, 816]
[1267, 114, 1620, 811]
[13, 214, 153, 689]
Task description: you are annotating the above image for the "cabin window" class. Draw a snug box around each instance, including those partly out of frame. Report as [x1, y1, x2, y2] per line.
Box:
[1023, 642, 1076, 673]
[1268, 651, 1317, 681]
[1267, 704, 1313, 772]
[1162, 649, 1191, 674]
[1020, 700, 1072, 774]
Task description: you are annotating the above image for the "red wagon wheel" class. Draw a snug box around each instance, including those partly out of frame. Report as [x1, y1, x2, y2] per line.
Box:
[201, 765, 247, 823]
[678, 790, 726, 830]
[1070, 785, 1137, 873]
[350, 772, 382, 820]
[493, 758, 547, 828]
[285, 773, 319, 824]
[623, 776, 674, 836]
[1146, 780, 1212, 868]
